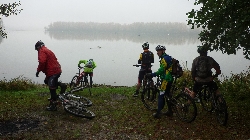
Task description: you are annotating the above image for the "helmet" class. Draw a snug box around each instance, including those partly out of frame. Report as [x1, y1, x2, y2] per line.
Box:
[35, 40, 45, 50]
[155, 45, 166, 51]
[142, 42, 149, 49]
[197, 45, 207, 54]
[89, 59, 93, 62]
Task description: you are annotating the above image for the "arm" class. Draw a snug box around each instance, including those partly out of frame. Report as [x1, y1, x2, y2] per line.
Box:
[138, 53, 142, 64]
[191, 58, 197, 80]
[37, 51, 47, 72]
[93, 62, 97, 69]
[152, 58, 167, 77]
[212, 59, 221, 77]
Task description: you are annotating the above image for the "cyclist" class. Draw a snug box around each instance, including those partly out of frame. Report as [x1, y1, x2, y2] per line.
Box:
[35, 40, 67, 111]
[191, 45, 221, 98]
[133, 42, 154, 97]
[147, 45, 174, 118]
[78, 59, 97, 87]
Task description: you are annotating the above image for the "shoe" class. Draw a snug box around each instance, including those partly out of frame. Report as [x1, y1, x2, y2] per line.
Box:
[133, 90, 139, 97]
[46, 101, 58, 111]
[153, 113, 161, 119]
[60, 84, 67, 94]
[163, 111, 173, 117]
[46, 105, 57, 111]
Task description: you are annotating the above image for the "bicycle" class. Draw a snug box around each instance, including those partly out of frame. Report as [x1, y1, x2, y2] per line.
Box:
[157, 76, 197, 123]
[133, 64, 197, 123]
[70, 67, 92, 96]
[54, 91, 95, 119]
[133, 64, 157, 111]
[195, 83, 228, 126]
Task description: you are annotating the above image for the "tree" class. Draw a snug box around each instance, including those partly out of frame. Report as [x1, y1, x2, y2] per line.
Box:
[0, 1, 22, 38]
[187, 0, 250, 59]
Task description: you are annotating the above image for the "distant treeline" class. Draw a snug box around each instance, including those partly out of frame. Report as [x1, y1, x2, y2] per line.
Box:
[44, 22, 201, 44]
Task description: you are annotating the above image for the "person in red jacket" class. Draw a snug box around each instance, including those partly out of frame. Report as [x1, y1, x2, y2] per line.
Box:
[35, 40, 67, 111]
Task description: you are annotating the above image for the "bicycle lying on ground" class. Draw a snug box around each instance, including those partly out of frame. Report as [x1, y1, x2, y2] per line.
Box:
[70, 67, 92, 96]
[133, 64, 197, 123]
[195, 83, 228, 126]
[53, 91, 95, 119]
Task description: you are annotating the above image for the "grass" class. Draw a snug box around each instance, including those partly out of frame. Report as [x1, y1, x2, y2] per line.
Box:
[0, 70, 250, 139]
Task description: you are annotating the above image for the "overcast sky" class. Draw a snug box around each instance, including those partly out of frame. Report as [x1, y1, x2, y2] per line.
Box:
[1, 0, 200, 31]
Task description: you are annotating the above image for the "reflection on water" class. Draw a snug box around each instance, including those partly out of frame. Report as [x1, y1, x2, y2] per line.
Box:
[45, 22, 200, 45]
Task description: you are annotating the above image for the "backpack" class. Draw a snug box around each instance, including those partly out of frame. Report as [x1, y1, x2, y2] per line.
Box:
[141, 51, 154, 64]
[196, 57, 211, 78]
[171, 58, 183, 78]
[85, 60, 93, 68]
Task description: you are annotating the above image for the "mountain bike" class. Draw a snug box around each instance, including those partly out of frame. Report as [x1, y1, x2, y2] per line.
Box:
[133, 64, 197, 123]
[55, 91, 95, 119]
[159, 76, 197, 123]
[69, 67, 92, 96]
[133, 64, 158, 110]
[195, 84, 228, 126]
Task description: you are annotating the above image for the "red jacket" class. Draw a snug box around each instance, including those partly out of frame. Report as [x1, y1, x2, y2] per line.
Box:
[37, 46, 62, 77]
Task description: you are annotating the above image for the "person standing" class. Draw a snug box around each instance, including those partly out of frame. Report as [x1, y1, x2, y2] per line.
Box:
[35, 40, 67, 111]
[133, 42, 154, 97]
[78, 59, 97, 87]
[148, 45, 174, 118]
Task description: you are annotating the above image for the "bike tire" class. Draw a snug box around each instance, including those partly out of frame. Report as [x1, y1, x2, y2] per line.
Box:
[66, 93, 93, 107]
[215, 95, 228, 126]
[141, 87, 158, 111]
[200, 87, 214, 112]
[64, 103, 95, 119]
[70, 75, 81, 90]
[174, 93, 197, 123]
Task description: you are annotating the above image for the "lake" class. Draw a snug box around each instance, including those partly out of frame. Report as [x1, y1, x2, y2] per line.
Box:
[0, 30, 249, 86]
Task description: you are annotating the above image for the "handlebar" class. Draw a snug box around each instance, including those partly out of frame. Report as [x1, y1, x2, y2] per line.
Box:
[133, 64, 153, 67]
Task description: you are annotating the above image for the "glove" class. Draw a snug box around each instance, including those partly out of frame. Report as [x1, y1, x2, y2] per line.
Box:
[152, 73, 157, 77]
[78, 65, 83, 69]
[36, 71, 40, 77]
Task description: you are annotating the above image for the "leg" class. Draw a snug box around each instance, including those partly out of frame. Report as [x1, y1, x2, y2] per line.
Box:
[89, 73, 93, 88]
[57, 82, 67, 94]
[46, 73, 61, 111]
[134, 69, 144, 97]
[164, 81, 173, 116]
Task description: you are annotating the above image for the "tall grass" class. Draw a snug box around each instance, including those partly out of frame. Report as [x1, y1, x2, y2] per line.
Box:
[0, 75, 38, 91]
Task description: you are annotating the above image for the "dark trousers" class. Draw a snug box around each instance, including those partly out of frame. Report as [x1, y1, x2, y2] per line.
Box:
[157, 82, 173, 114]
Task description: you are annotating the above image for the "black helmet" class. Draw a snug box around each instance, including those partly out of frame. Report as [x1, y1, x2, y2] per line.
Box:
[197, 45, 207, 54]
[35, 40, 45, 50]
[142, 42, 149, 49]
[155, 45, 166, 51]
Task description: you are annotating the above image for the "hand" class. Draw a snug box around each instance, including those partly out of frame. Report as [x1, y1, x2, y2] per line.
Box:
[78, 66, 83, 69]
[36, 71, 40, 77]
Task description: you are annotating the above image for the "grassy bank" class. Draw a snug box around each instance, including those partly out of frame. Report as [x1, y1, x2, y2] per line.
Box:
[0, 69, 250, 139]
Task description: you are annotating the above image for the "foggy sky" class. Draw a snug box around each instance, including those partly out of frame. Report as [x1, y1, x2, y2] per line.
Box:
[1, 0, 200, 31]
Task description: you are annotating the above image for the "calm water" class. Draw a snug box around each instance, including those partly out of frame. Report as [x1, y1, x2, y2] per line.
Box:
[0, 31, 249, 86]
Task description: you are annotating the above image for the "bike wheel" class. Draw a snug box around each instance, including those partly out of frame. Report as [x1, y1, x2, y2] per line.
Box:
[70, 76, 81, 90]
[141, 87, 158, 111]
[200, 87, 214, 112]
[64, 103, 95, 119]
[66, 94, 93, 107]
[215, 95, 228, 126]
[174, 93, 197, 123]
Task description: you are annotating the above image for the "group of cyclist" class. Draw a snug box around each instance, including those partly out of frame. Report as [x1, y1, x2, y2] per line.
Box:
[35, 40, 96, 111]
[34, 39, 221, 116]
[134, 42, 221, 118]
